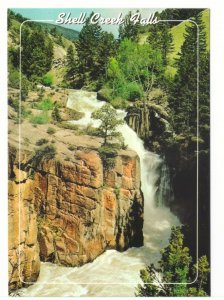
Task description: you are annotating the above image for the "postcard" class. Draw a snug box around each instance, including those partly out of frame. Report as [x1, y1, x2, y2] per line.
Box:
[8, 7, 210, 297]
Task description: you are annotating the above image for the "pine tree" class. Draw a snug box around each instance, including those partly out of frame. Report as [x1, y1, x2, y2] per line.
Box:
[147, 21, 173, 65]
[21, 28, 54, 79]
[169, 13, 208, 138]
[118, 11, 140, 42]
[64, 45, 77, 87]
[76, 12, 103, 85]
[136, 227, 210, 297]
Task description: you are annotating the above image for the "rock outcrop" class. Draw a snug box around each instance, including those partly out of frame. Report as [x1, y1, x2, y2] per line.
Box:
[8, 130, 143, 291]
[8, 147, 40, 291]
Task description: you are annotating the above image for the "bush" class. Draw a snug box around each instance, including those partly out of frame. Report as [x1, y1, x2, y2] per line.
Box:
[52, 105, 61, 122]
[110, 97, 129, 109]
[98, 145, 117, 171]
[68, 145, 75, 151]
[58, 122, 79, 131]
[47, 127, 56, 135]
[8, 97, 19, 112]
[8, 69, 20, 89]
[125, 82, 143, 101]
[21, 76, 30, 100]
[30, 112, 49, 124]
[42, 73, 54, 87]
[36, 98, 54, 110]
[36, 138, 49, 146]
[32, 145, 56, 168]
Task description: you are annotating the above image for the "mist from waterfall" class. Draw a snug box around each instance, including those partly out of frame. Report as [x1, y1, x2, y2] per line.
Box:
[21, 90, 179, 297]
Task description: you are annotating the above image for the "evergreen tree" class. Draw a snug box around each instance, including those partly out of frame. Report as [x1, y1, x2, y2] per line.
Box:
[98, 32, 116, 80]
[21, 27, 54, 79]
[119, 11, 140, 42]
[75, 13, 116, 88]
[147, 21, 173, 65]
[136, 227, 210, 297]
[64, 45, 77, 87]
[76, 12, 103, 85]
[169, 13, 208, 138]
[91, 103, 124, 145]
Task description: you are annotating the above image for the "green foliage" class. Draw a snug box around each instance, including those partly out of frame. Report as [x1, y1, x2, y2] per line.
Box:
[47, 127, 56, 135]
[36, 138, 49, 146]
[30, 112, 49, 124]
[168, 13, 209, 166]
[42, 73, 54, 86]
[68, 144, 75, 151]
[64, 45, 76, 87]
[119, 11, 140, 42]
[36, 98, 54, 110]
[8, 47, 19, 69]
[92, 104, 125, 170]
[136, 227, 209, 297]
[31, 144, 56, 168]
[107, 39, 164, 103]
[52, 105, 62, 122]
[57, 122, 79, 131]
[91, 104, 124, 145]
[21, 76, 30, 100]
[75, 13, 116, 88]
[147, 20, 173, 65]
[110, 97, 129, 109]
[8, 69, 20, 89]
[21, 27, 54, 79]
[98, 145, 117, 171]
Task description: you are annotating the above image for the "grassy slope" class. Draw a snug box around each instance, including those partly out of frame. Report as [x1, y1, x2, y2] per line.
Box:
[139, 9, 210, 77]
[167, 9, 210, 76]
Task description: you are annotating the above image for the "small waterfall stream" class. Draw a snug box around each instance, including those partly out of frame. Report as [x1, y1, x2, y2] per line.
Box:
[21, 90, 179, 297]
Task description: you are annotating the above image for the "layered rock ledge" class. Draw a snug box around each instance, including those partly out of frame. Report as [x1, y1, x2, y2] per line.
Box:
[8, 120, 143, 291]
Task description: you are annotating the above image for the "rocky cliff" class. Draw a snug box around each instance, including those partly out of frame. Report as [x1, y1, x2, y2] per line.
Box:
[8, 120, 143, 291]
[125, 89, 172, 152]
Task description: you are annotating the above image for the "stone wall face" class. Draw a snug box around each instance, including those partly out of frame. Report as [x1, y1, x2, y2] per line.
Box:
[8, 148, 40, 291]
[8, 146, 143, 291]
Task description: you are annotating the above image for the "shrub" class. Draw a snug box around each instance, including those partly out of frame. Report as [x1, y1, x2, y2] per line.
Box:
[32, 144, 56, 168]
[125, 82, 143, 101]
[36, 138, 49, 146]
[42, 73, 54, 87]
[98, 145, 117, 171]
[58, 122, 79, 131]
[52, 105, 61, 122]
[68, 145, 75, 151]
[47, 127, 56, 135]
[30, 112, 49, 124]
[8, 97, 19, 112]
[110, 97, 129, 109]
[8, 69, 20, 89]
[36, 98, 54, 110]
[21, 76, 30, 100]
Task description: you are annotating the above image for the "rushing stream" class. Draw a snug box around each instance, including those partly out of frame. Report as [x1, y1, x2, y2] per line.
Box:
[21, 90, 179, 297]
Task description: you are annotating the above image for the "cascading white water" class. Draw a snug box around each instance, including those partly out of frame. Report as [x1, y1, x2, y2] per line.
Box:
[20, 90, 179, 297]
[157, 163, 174, 207]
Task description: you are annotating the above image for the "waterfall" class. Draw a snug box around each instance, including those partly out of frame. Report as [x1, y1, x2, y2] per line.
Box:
[157, 162, 174, 207]
[21, 90, 179, 297]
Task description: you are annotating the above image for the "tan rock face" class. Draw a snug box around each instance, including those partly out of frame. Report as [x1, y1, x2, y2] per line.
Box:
[8, 145, 143, 291]
[8, 159, 40, 291]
